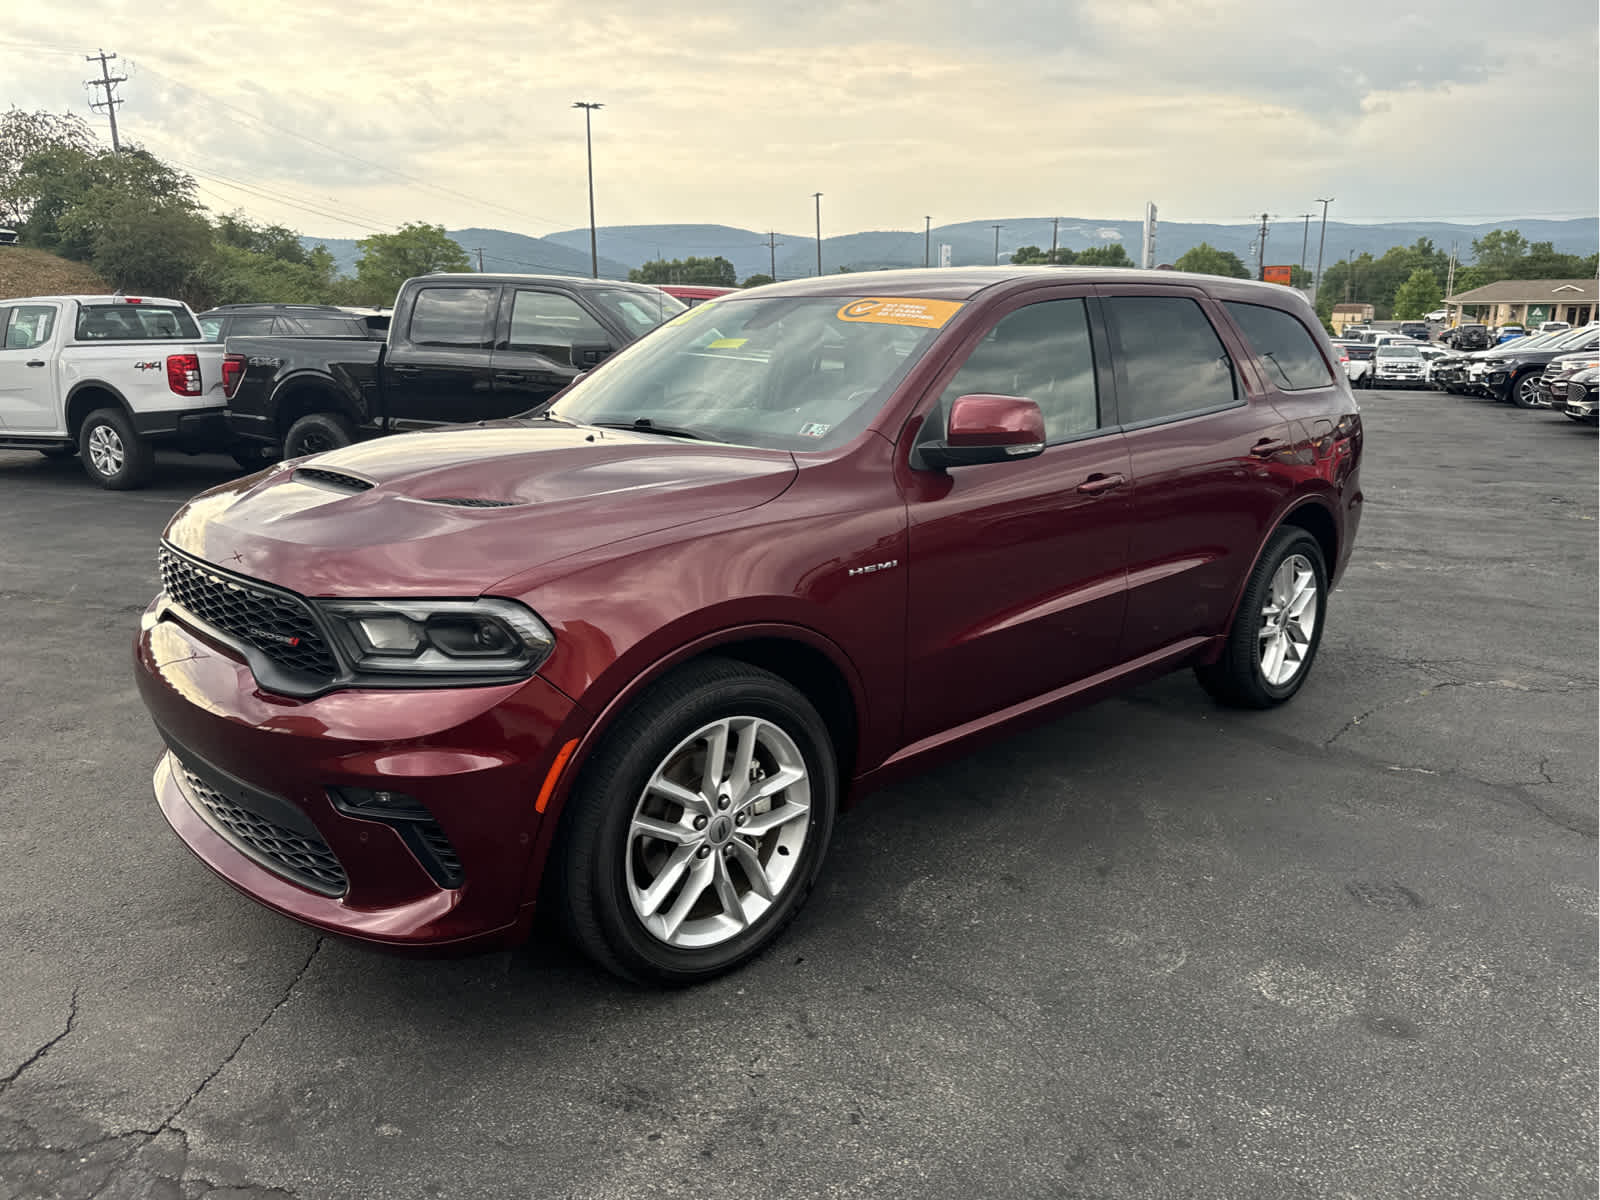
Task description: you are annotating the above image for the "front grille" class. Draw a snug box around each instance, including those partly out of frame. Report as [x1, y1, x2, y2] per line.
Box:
[177, 763, 348, 896]
[159, 547, 339, 681]
[426, 497, 517, 508]
[296, 468, 373, 493]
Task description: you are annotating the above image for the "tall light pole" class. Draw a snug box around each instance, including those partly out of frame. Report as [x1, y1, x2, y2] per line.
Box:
[813, 192, 824, 275]
[924, 216, 932, 268]
[573, 102, 603, 278]
[1312, 197, 1334, 308]
[1299, 212, 1314, 281]
[992, 224, 1002, 264]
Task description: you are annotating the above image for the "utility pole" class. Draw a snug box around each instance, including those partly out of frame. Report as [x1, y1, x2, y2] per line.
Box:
[1444, 242, 1458, 325]
[1298, 213, 1314, 280]
[992, 224, 1003, 265]
[1312, 197, 1334, 308]
[766, 232, 782, 280]
[85, 49, 125, 152]
[1256, 213, 1270, 280]
[812, 193, 824, 275]
[573, 101, 603, 278]
[1051, 216, 1060, 260]
[471, 247, 485, 272]
[924, 216, 932, 268]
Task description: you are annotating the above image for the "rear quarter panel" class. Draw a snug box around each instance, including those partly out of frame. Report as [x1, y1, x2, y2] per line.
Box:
[63, 337, 226, 421]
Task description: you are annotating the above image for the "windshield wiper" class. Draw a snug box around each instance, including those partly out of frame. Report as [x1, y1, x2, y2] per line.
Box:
[589, 418, 706, 441]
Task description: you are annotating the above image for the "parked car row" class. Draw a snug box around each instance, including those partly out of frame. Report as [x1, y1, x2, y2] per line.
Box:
[0, 278, 689, 487]
[1431, 323, 1600, 421]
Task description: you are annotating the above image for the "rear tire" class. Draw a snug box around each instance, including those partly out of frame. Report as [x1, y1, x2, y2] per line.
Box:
[78, 408, 154, 490]
[1196, 527, 1328, 709]
[283, 412, 354, 460]
[551, 658, 838, 986]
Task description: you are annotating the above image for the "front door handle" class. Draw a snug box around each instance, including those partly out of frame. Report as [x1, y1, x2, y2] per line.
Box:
[1076, 472, 1126, 495]
[494, 372, 529, 383]
[1250, 438, 1291, 458]
[26, 359, 45, 367]
[390, 365, 422, 377]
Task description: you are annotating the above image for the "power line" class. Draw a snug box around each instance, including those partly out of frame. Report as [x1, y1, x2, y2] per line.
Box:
[84, 48, 125, 152]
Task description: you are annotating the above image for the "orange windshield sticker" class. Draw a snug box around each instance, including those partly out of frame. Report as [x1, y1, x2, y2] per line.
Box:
[836, 298, 963, 329]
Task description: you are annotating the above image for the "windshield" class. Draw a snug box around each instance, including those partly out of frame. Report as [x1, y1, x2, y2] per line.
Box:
[588, 288, 687, 340]
[1550, 327, 1598, 350]
[1378, 345, 1421, 358]
[548, 295, 952, 451]
[75, 303, 200, 341]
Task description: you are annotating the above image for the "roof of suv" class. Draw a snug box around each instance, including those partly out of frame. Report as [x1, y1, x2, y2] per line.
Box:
[745, 266, 1314, 306]
[410, 273, 670, 295]
[200, 303, 388, 316]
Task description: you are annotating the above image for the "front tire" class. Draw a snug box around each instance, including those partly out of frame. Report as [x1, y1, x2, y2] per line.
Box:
[1196, 527, 1328, 709]
[553, 658, 838, 985]
[283, 412, 354, 459]
[1510, 372, 1542, 409]
[78, 408, 153, 490]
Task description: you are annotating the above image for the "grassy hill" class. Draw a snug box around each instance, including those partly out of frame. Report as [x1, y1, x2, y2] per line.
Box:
[0, 247, 109, 300]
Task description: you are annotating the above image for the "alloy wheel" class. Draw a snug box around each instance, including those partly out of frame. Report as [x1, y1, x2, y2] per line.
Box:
[626, 715, 811, 949]
[87, 423, 125, 477]
[1258, 553, 1318, 687]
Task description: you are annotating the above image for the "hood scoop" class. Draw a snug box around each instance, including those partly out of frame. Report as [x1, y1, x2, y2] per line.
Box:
[295, 467, 374, 493]
[421, 497, 519, 508]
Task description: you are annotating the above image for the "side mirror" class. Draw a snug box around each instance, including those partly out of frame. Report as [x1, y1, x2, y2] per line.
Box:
[571, 341, 614, 369]
[919, 394, 1046, 470]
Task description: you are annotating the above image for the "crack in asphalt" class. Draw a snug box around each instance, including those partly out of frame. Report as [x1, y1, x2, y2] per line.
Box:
[63, 937, 323, 1200]
[1322, 677, 1595, 749]
[0, 987, 79, 1095]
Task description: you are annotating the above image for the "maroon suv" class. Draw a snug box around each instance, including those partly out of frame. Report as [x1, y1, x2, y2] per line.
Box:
[134, 268, 1363, 984]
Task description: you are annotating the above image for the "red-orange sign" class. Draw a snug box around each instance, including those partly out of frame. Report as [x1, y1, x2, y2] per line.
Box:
[1263, 265, 1293, 285]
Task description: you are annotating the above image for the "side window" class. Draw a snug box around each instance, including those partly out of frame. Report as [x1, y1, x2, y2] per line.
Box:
[407, 287, 495, 348]
[4, 304, 57, 350]
[198, 317, 223, 342]
[295, 317, 357, 336]
[1222, 302, 1334, 391]
[229, 315, 274, 336]
[508, 291, 611, 366]
[1102, 296, 1239, 426]
[929, 299, 1100, 443]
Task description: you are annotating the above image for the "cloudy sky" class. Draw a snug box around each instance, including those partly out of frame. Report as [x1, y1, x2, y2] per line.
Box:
[5, 1, 1597, 243]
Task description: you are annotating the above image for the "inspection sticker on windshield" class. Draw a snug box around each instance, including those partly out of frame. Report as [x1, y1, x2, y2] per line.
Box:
[798, 421, 832, 438]
[836, 298, 963, 329]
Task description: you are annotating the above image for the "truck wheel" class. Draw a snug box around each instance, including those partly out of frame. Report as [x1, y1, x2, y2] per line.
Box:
[283, 413, 354, 460]
[79, 408, 154, 490]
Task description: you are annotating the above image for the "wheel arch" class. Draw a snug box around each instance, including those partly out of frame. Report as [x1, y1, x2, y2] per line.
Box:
[271, 375, 362, 442]
[1211, 495, 1340, 659]
[64, 381, 133, 439]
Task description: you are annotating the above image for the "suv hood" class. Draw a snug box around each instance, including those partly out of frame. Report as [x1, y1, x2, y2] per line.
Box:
[164, 422, 798, 596]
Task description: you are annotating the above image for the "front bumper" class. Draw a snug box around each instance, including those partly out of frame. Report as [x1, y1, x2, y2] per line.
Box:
[135, 601, 584, 950]
[1565, 395, 1597, 420]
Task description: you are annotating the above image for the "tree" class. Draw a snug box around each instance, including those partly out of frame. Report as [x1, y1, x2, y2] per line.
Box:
[85, 195, 214, 297]
[1076, 243, 1132, 267]
[741, 273, 774, 288]
[629, 256, 737, 287]
[353, 223, 470, 304]
[1010, 245, 1077, 265]
[1392, 268, 1443, 320]
[0, 108, 97, 227]
[214, 211, 312, 265]
[1471, 228, 1530, 278]
[1173, 242, 1250, 278]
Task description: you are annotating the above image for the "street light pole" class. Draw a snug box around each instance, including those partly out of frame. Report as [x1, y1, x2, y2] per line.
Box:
[924, 216, 931, 268]
[573, 102, 603, 278]
[992, 224, 1002, 264]
[813, 192, 823, 275]
[1312, 197, 1334, 308]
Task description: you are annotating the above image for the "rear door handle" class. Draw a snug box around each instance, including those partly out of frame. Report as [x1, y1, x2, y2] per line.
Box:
[390, 365, 422, 377]
[494, 372, 529, 383]
[1250, 438, 1291, 458]
[26, 359, 45, 367]
[1076, 472, 1126, 495]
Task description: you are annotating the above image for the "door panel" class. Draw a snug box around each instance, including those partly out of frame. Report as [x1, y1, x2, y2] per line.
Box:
[1098, 289, 1295, 660]
[489, 289, 613, 415]
[383, 285, 498, 430]
[0, 303, 62, 431]
[899, 290, 1132, 744]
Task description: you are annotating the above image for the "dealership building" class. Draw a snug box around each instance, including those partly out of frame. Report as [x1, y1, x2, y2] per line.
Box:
[1444, 279, 1596, 328]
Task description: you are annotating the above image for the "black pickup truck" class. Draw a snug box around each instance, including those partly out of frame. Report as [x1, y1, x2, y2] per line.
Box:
[222, 274, 687, 461]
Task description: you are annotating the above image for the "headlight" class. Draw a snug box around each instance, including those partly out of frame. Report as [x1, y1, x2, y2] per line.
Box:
[318, 597, 555, 678]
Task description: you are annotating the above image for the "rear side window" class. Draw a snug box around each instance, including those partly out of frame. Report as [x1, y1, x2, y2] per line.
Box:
[229, 315, 274, 336]
[1102, 296, 1239, 425]
[295, 317, 362, 336]
[1223, 302, 1334, 391]
[4, 304, 59, 350]
[75, 304, 199, 341]
[407, 287, 495, 348]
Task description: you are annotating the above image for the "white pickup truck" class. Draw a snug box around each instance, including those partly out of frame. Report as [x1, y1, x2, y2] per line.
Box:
[0, 293, 230, 488]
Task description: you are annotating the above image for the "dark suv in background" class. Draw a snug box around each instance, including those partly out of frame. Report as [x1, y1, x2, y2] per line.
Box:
[197, 304, 390, 343]
[1442, 323, 1489, 350]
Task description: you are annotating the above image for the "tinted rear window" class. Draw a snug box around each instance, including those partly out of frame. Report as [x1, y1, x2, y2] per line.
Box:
[407, 287, 495, 347]
[1223, 302, 1334, 391]
[75, 304, 200, 341]
[1103, 296, 1239, 425]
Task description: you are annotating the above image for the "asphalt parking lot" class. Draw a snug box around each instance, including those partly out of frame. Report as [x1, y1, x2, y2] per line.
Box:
[2, 391, 1595, 1200]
